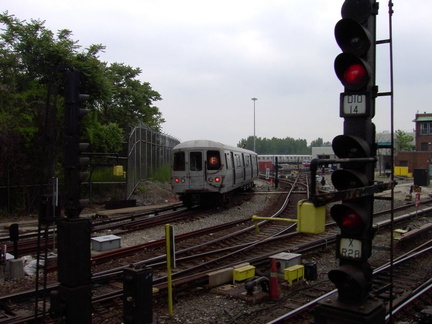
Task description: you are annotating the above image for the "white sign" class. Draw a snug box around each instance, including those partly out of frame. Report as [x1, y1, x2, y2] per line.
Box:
[339, 237, 362, 259]
[342, 94, 366, 115]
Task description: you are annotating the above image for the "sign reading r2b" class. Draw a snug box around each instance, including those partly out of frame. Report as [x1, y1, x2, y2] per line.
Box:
[340, 93, 371, 117]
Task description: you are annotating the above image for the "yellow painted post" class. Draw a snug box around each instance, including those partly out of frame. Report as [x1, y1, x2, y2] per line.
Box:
[165, 224, 173, 317]
[296, 200, 326, 234]
[252, 215, 298, 233]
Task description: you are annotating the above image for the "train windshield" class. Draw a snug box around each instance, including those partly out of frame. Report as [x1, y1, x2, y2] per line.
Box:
[190, 152, 203, 171]
[207, 151, 221, 170]
[173, 152, 186, 171]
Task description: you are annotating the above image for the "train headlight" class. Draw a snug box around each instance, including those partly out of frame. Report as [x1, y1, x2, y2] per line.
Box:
[208, 177, 213, 182]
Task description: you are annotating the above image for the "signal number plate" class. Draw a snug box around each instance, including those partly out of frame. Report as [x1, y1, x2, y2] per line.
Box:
[339, 238, 362, 259]
[342, 94, 367, 116]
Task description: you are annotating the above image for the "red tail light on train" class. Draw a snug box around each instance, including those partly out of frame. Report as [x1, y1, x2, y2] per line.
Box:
[174, 177, 185, 183]
[207, 177, 221, 183]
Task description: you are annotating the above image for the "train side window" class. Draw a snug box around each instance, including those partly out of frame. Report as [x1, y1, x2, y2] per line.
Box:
[236, 154, 242, 167]
[207, 151, 221, 170]
[173, 152, 185, 171]
[190, 152, 202, 171]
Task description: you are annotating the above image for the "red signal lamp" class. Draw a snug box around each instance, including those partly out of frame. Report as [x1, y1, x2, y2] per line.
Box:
[331, 203, 366, 234]
[343, 63, 368, 86]
[334, 53, 371, 91]
[340, 209, 363, 229]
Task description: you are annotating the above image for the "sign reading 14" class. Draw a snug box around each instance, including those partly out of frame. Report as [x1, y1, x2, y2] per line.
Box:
[342, 94, 366, 115]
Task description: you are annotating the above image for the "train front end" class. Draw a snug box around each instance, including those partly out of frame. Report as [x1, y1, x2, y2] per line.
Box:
[171, 141, 224, 207]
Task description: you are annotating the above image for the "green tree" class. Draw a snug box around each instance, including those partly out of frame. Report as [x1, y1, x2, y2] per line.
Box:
[0, 13, 78, 188]
[99, 63, 165, 133]
[85, 111, 124, 153]
[238, 136, 311, 154]
[309, 137, 331, 147]
[394, 130, 414, 152]
[0, 12, 166, 211]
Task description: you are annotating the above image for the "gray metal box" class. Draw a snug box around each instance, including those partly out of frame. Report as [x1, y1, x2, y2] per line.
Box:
[91, 235, 121, 252]
[269, 252, 302, 276]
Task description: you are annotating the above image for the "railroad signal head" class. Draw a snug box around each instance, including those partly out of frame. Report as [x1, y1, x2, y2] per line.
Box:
[330, 201, 368, 237]
[329, 0, 378, 306]
[332, 134, 370, 159]
[335, 54, 371, 91]
[334, 0, 376, 93]
[341, 0, 372, 23]
[64, 68, 90, 218]
[331, 134, 373, 190]
[328, 264, 371, 303]
[335, 19, 371, 55]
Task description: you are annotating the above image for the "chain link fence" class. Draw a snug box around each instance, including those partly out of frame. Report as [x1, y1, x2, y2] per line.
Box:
[0, 123, 179, 214]
[126, 123, 180, 199]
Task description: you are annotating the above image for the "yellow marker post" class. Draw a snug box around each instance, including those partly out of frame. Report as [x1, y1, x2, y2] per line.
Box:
[165, 224, 173, 317]
[252, 200, 326, 234]
[296, 200, 326, 234]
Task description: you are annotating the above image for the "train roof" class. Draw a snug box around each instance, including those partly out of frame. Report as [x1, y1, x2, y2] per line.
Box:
[173, 140, 256, 155]
[258, 154, 312, 157]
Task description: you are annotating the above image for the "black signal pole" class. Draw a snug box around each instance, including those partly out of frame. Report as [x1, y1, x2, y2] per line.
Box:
[52, 68, 92, 323]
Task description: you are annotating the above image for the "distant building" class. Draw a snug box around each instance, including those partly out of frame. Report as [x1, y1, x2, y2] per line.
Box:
[310, 128, 417, 176]
[376, 130, 415, 175]
[395, 112, 432, 175]
[311, 147, 336, 160]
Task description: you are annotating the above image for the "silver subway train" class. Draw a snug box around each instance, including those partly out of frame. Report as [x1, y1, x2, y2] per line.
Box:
[171, 140, 258, 207]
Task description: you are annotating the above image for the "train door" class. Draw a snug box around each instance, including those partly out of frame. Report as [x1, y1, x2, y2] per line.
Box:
[230, 152, 236, 185]
[188, 151, 204, 188]
[242, 154, 246, 181]
[224, 152, 232, 184]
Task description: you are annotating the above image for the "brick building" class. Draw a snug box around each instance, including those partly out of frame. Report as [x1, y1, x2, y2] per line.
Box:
[395, 112, 432, 175]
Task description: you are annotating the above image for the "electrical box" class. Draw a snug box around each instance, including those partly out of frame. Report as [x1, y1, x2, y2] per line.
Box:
[284, 264, 305, 286]
[394, 166, 409, 176]
[91, 235, 121, 252]
[123, 266, 153, 324]
[113, 165, 124, 176]
[269, 252, 302, 276]
[233, 265, 255, 283]
[297, 200, 326, 234]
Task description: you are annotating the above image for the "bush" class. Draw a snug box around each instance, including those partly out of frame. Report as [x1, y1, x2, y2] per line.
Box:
[150, 164, 171, 182]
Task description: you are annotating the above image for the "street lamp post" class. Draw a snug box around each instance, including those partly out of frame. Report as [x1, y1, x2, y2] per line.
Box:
[251, 97, 258, 152]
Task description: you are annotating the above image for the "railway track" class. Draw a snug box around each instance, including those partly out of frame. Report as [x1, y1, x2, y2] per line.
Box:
[0, 175, 431, 323]
[0, 175, 307, 322]
[266, 238, 432, 323]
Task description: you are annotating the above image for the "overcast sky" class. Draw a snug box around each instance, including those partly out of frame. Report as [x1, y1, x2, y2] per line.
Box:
[3, 1, 430, 147]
